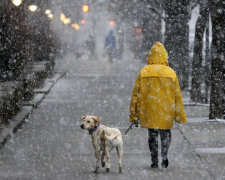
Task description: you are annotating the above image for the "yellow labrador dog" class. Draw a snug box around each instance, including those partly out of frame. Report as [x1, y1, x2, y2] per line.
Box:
[80, 115, 123, 173]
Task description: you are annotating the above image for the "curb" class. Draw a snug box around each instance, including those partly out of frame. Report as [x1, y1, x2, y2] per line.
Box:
[21, 93, 46, 108]
[0, 71, 66, 149]
[183, 103, 210, 107]
[186, 118, 224, 123]
[178, 126, 215, 179]
[0, 106, 33, 149]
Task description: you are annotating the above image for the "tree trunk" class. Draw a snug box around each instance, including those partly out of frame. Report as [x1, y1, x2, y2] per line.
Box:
[190, 1, 209, 103]
[209, 0, 224, 119]
[204, 15, 211, 104]
[164, 0, 189, 90]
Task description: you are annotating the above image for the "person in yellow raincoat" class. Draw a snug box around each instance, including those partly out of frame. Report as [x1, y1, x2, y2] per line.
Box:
[129, 42, 187, 168]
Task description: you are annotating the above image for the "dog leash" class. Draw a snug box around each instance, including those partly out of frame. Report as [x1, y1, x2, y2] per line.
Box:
[124, 121, 137, 135]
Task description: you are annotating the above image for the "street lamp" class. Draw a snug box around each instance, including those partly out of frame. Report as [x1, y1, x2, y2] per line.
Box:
[60, 13, 66, 22]
[82, 5, 89, 13]
[48, 14, 53, 20]
[72, 24, 80, 30]
[109, 20, 115, 26]
[11, 0, 23, 6]
[28, 4, 38, 12]
[63, 18, 71, 25]
[60, 13, 71, 25]
[45, 9, 51, 15]
[81, 19, 86, 25]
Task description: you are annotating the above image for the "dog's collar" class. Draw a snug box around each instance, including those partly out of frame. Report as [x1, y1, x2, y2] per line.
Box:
[89, 123, 101, 135]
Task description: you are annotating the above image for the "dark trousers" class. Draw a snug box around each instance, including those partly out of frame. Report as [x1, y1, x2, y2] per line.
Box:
[148, 129, 171, 164]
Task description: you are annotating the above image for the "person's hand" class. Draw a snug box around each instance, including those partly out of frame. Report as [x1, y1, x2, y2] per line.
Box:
[133, 119, 139, 127]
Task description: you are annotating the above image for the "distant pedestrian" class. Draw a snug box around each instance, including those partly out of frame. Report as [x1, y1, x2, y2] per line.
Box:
[104, 30, 117, 62]
[129, 42, 187, 168]
[85, 35, 96, 59]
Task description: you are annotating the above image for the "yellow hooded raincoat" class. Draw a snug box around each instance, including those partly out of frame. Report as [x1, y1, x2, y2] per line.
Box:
[129, 42, 187, 129]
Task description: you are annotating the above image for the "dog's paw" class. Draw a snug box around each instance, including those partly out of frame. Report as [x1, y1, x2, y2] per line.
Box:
[119, 167, 123, 173]
[93, 167, 99, 173]
[101, 162, 105, 167]
[106, 168, 110, 173]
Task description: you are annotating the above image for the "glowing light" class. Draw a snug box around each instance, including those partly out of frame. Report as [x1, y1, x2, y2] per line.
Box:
[60, 13, 71, 25]
[48, 14, 53, 19]
[135, 27, 142, 33]
[60, 13, 66, 21]
[11, 0, 22, 6]
[82, 5, 89, 13]
[72, 24, 80, 30]
[81, 19, 86, 24]
[28, 5, 38, 12]
[45, 9, 51, 15]
[109, 20, 114, 26]
[64, 18, 71, 25]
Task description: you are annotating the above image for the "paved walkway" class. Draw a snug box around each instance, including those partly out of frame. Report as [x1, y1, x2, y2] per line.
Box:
[0, 53, 224, 179]
[1, 0, 225, 179]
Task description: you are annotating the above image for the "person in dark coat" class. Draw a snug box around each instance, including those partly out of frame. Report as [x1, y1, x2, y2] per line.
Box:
[104, 30, 117, 62]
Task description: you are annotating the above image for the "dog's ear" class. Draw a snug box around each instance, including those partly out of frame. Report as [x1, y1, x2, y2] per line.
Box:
[93, 116, 101, 123]
[80, 115, 86, 120]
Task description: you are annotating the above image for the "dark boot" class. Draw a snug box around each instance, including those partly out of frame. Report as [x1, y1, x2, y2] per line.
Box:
[160, 130, 171, 169]
[151, 163, 158, 168]
[161, 159, 169, 168]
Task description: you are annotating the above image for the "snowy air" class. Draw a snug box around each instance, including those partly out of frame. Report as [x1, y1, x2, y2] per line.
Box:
[0, 0, 224, 179]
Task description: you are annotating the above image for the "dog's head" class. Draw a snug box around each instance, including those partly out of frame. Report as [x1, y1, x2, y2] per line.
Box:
[80, 115, 101, 130]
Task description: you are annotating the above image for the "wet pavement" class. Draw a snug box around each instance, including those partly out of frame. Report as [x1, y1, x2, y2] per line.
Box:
[1, 1, 225, 179]
[0, 51, 225, 180]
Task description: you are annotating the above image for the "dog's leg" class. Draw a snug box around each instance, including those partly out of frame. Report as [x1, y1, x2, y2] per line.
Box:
[105, 147, 110, 173]
[101, 151, 105, 167]
[100, 133, 106, 168]
[94, 150, 101, 173]
[116, 145, 123, 173]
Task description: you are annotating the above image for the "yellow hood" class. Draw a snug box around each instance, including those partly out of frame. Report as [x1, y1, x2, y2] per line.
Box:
[148, 42, 168, 66]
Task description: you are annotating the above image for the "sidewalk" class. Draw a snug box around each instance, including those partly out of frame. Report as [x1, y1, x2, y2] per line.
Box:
[0, 48, 224, 179]
[0, 67, 224, 179]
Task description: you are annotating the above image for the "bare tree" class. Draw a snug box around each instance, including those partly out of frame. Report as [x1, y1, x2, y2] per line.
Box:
[164, 0, 189, 90]
[190, 0, 209, 103]
[208, 0, 224, 119]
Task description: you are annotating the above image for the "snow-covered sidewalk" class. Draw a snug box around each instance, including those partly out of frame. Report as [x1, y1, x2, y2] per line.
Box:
[0, 50, 224, 179]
